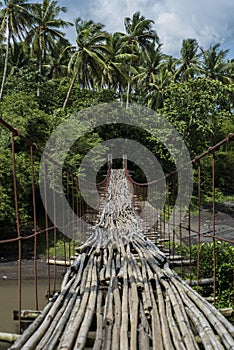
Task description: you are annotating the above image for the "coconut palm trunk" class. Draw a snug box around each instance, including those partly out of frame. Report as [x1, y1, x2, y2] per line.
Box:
[36, 30, 43, 97]
[0, 17, 10, 101]
[62, 18, 110, 109]
[126, 71, 131, 109]
[63, 72, 77, 109]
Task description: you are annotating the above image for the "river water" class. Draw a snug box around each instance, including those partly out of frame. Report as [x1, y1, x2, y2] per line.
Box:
[0, 260, 64, 349]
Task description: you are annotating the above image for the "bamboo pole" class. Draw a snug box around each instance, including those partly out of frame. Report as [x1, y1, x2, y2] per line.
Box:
[138, 302, 150, 350]
[0, 333, 20, 343]
[149, 283, 164, 350]
[105, 247, 113, 282]
[174, 277, 234, 348]
[10, 301, 53, 350]
[13, 310, 41, 321]
[35, 288, 75, 350]
[74, 261, 98, 349]
[45, 291, 79, 350]
[92, 290, 104, 350]
[102, 276, 114, 350]
[112, 276, 121, 350]
[173, 278, 231, 349]
[58, 260, 94, 350]
[185, 306, 225, 350]
[127, 259, 138, 350]
[155, 275, 174, 349]
[165, 294, 187, 350]
[141, 259, 153, 317]
[10, 277, 75, 350]
[120, 259, 129, 350]
[161, 278, 199, 350]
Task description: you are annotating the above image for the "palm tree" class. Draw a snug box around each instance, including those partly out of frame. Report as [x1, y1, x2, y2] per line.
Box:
[132, 43, 173, 110]
[146, 67, 173, 110]
[99, 32, 133, 96]
[200, 43, 232, 83]
[8, 40, 30, 75]
[26, 0, 72, 95]
[0, 0, 32, 100]
[163, 55, 178, 81]
[225, 59, 234, 84]
[63, 18, 110, 109]
[120, 11, 159, 107]
[175, 38, 201, 81]
[43, 38, 71, 79]
[124, 11, 159, 50]
[133, 43, 164, 89]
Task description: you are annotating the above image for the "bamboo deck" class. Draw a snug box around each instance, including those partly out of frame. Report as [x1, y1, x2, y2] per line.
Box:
[10, 169, 234, 350]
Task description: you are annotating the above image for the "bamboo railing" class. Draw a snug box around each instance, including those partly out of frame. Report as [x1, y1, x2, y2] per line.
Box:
[10, 169, 234, 350]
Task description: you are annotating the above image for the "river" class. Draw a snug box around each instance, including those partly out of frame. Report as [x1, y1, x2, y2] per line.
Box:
[0, 260, 64, 349]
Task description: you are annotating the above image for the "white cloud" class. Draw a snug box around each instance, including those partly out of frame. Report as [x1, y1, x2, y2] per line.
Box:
[60, 0, 234, 58]
[156, 11, 197, 54]
[159, 0, 234, 55]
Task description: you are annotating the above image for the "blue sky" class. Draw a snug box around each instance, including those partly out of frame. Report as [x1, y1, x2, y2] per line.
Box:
[50, 0, 234, 58]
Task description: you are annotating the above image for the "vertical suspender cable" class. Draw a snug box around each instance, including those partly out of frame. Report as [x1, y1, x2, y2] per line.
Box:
[212, 154, 217, 306]
[43, 158, 51, 297]
[30, 145, 38, 310]
[197, 161, 201, 288]
[11, 132, 22, 333]
[53, 168, 57, 293]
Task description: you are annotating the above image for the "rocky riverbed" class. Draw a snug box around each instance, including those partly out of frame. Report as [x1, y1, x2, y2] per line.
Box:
[180, 206, 234, 245]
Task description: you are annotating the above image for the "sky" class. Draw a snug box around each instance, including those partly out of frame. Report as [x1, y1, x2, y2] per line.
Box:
[57, 0, 234, 59]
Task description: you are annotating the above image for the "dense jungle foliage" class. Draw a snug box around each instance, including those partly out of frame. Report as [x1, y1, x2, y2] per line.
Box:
[0, 1, 233, 254]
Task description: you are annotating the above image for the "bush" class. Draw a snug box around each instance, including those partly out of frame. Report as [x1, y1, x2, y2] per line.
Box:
[172, 241, 234, 309]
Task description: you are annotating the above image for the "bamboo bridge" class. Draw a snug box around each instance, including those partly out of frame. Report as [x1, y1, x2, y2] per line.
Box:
[8, 167, 234, 350]
[0, 116, 234, 349]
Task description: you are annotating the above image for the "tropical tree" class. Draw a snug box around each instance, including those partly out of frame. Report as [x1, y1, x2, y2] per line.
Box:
[145, 67, 173, 110]
[123, 11, 159, 50]
[133, 43, 164, 89]
[200, 43, 233, 83]
[99, 32, 131, 93]
[8, 41, 30, 74]
[26, 0, 72, 95]
[119, 11, 159, 106]
[0, 0, 32, 100]
[175, 38, 201, 81]
[225, 59, 234, 84]
[159, 78, 234, 155]
[63, 18, 110, 109]
[164, 55, 178, 78]
[43, 38, 71, 79]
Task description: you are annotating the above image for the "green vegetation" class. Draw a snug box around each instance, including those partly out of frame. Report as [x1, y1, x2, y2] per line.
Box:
[172, 241, 234, 316]
[48, 238, 78, 259]
[0, 2, 233, 277]
[0, 3, 232, 324]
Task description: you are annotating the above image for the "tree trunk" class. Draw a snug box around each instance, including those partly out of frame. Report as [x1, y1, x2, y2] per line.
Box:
[63, 73, 77, 109]
[0, 19, 10, 101]
[37, 33, 43, 97]
[126, 77, 131, 109]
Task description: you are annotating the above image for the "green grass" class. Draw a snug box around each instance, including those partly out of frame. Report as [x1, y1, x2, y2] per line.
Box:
[48, 239, 78, 259]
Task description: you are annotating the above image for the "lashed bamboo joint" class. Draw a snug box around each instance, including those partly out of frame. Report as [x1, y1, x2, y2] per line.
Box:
[10, 169, 234, 350]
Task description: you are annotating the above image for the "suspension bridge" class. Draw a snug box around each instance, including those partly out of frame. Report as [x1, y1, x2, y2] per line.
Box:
[0, 117, 234, 349]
